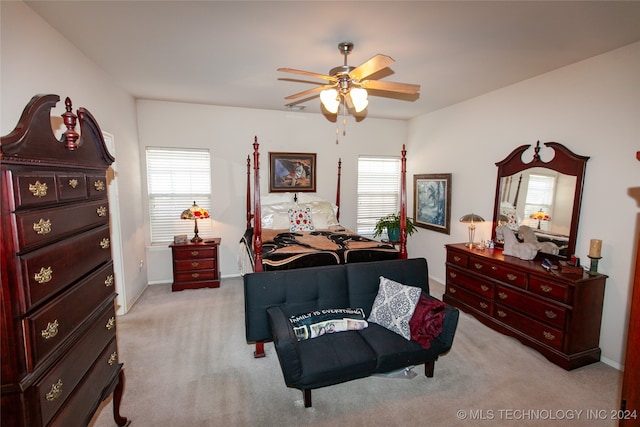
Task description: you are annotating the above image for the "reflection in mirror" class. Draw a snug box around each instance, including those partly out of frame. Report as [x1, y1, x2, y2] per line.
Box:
[492, 141, 589, 260]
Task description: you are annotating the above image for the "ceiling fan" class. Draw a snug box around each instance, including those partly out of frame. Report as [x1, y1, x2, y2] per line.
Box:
[278, 42, 420, 114]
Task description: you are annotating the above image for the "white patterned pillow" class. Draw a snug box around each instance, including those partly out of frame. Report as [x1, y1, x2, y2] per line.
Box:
[368, 276, 422, 340]
[288, 206, 315, 232]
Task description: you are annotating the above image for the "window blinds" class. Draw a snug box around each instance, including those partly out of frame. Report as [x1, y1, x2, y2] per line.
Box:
[356, 156, 401, 235]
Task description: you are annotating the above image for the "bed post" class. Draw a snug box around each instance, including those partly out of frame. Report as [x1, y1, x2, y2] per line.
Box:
[399, 145, 408, 259]
[335, 158, 342, 222]
[246, 155, 253, 230]
[253, 137, 263, 273]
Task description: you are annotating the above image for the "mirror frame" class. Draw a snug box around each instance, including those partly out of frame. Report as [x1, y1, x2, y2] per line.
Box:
[491, 141, 589, 260]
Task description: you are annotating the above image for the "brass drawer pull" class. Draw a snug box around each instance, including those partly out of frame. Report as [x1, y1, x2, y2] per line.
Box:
[105, 274, 114, 287]
[507, 274, 517, 281]
[497, 310, 507, 318]
[543, 331, 555, 341]
[41, 320, 59, 339]
[449, 272, 457, 278]
[97, 206, 107, 217]
[480, 285, 489, 292]
[545, 310, 558, 319]
[46, 379, 63, 401]
[94, 180, 105, 191]
[34, 267, 53, 284]
[474, 263, 483, 270]
[479, 302, 488, 309]
[453, 256, 461, 262]
[498, 292, 508, 300]
[540, 285, 552, 293]
[33, 218, 52, 235]
[106, 317, 116, 330]
[192, 273, 200, 279]
[191, 261, 200, 267]
[491, 266, 498, 271]
[190, 251, 199, 257]
[68, 178, 79, 188]
[29, 180, 48, 197]
[100, 238, 110, 249]
[449, 287, 457, 294]
[108, 352, 118, 366]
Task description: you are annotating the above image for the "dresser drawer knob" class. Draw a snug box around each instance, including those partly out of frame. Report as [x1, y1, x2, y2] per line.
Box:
[29, 180, 48, 197]
[105, 274, 114, 287]
[106, 317, 116, 330]
[33, 218, 52, 235]
[449, 272, 457, 279]
[474, 263, 483, 270]
[190, 251, 199, 257]
[540, 285, 552, 293]
[41, 320, 59, 340]
[497, 310, 507, 318]
[34, 266, 53, 284]
[97, 206, 108, 217]
[453, 256, 461, 262]
[543, 331, 555, 341]
[192, 273, 200, 279]
[191, 261, 200, 267]
[479, 302, 488, 309]
[68, 178, 79, 188]
[498, 292, 508, 300]
[94, 180, 105, 191]
[100, 238, 110, 249]
[449, 287, 457, 294]
[491, 266, 498, 271]
[480, 285, 489, 292]
[545, 310, 558, 319]
[46, 379, 63, 401]
[108, 352, 118, 366]
[507, 274, 517, 281]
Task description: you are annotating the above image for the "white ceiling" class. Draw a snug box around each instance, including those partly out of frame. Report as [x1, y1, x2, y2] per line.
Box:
[25, 1, 640, 120]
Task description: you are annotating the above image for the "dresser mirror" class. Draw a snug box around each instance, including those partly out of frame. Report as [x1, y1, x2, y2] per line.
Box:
[491, 141, 589, 260]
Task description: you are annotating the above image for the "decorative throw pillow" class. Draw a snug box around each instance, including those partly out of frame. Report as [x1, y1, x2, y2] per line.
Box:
[368, 276, 422, 340]
[289, 308, 368, 341]
[288, 206, 315, 232]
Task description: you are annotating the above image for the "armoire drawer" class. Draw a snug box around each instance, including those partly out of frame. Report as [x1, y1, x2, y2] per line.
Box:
[493, 305, 564, 351]
[32, 304, 116, 426]
[495, 285, 567, 329]
[469, 256, 527, 289]
[56, 173, 89, 201]
[19, 225, 112, 310]
[25, 263, 115, 371]
[12, 173, 58, 208]
[446, 266, 494, 298]
[87, 175, 108, 198]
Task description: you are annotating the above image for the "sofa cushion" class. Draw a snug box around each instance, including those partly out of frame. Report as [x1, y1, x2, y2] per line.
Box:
[289, 308, 368, 341]
[368, 276, 421, 340]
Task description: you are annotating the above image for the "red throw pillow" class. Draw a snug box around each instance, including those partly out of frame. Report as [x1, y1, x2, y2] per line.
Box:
[409, 295, 446, 349]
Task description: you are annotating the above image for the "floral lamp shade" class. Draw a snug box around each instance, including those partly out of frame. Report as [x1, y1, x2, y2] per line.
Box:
[530, 209, 550, 229]
[181, 201, 210, 242]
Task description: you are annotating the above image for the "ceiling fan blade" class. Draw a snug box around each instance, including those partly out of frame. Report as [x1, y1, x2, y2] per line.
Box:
[278, 68, 336, 82]
[284, 85, 332, 100]
[349, 54, 395, 81]
[360, 80, 420, 94]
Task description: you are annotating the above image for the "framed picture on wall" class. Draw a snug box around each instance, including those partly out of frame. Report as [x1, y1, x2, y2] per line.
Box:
[269, 152, 317, 192]
[413, 173, 452, 234]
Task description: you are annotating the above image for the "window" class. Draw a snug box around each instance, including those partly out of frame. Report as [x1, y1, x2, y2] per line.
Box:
[356, 156, 401, 236]
[523, 173, 556, 231]
[146, 148, 212, 244]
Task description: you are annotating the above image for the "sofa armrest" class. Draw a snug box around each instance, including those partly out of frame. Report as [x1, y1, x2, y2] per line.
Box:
[267, 306, 303, 385]
[423, 294, 460, 352]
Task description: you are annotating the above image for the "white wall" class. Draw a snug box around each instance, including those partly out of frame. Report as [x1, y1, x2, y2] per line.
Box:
[136, 100, 407, 282]
[405, 42, 640, 369]
[0, 1, 148, 313]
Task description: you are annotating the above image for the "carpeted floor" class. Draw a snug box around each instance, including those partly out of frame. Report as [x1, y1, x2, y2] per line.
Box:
[89, 276, 622, 427]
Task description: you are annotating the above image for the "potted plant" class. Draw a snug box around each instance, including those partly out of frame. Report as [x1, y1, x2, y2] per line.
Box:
[373, 212, 417, 242]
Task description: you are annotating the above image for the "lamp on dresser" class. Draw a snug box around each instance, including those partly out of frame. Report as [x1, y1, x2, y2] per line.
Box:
[181, 201, 210, 242]
[459, 213, 485, 248]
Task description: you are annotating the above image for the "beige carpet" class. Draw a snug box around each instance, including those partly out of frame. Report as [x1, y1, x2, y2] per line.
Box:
[89, 277, 621, 427]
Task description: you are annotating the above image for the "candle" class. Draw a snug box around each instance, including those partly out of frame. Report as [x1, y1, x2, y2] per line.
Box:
[589, 239, 602, 258]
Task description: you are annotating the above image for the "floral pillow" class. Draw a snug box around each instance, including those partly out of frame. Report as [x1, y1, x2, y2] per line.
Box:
[288, 206, 315, 232]
[368, 276, 422, 340]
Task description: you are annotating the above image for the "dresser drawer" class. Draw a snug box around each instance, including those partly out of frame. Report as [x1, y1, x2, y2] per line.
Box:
[172, 246, 216, 261]
[19, 225, 112, 309]
[32, 304, 116, 426]
[49, 339, 120, 427]
[447, 251, 468, 268]
[446, 266, 494, 298]
[57, 173, 88, 201]
[12, 172, 58, 208]
[447, 284, 493, 315]
[174, 258, 216, 272]
[87, 174, 108, 198]
[493, 305, 564, 351]
[14, 200, 109, 251]
[25, 263, 115, 371]
[469, 256, 527, 288]
[529, 276, 573, 304]
[495, 285, 567, 329]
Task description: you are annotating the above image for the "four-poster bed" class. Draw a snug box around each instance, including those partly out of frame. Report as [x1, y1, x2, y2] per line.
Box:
[240, 137, 409, 274]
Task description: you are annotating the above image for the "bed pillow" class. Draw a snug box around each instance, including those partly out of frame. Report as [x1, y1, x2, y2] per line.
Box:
[300, 201, 339, 229]
[288, 206, 315, 232]
[261, 202, 294, 229]
[368, 276, 422, 340]
[289, 308, 368, 341]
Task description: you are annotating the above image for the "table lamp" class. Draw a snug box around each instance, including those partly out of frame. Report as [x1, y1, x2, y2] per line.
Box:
[181, 201, 210, 242]
[530, 209, 550, 229]
[459, 213, 485, 248]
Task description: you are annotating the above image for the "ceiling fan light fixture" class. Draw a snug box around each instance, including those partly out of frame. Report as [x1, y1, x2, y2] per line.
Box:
[350, 87, 368, 113]
[320, 88, 340, 114]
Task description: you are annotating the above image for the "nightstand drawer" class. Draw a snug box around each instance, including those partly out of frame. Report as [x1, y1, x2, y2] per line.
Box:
[174, 258, 216, 272]
[175, 269, 218, 283]
[173, 247, 216, 260]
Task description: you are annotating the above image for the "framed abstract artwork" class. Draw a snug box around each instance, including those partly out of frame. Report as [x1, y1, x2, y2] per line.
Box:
[269, 152, 317, 192]
[413, 173, 452, 234]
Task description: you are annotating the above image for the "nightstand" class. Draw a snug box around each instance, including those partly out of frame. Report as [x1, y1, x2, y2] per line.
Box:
[169, 238, 221, 291]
